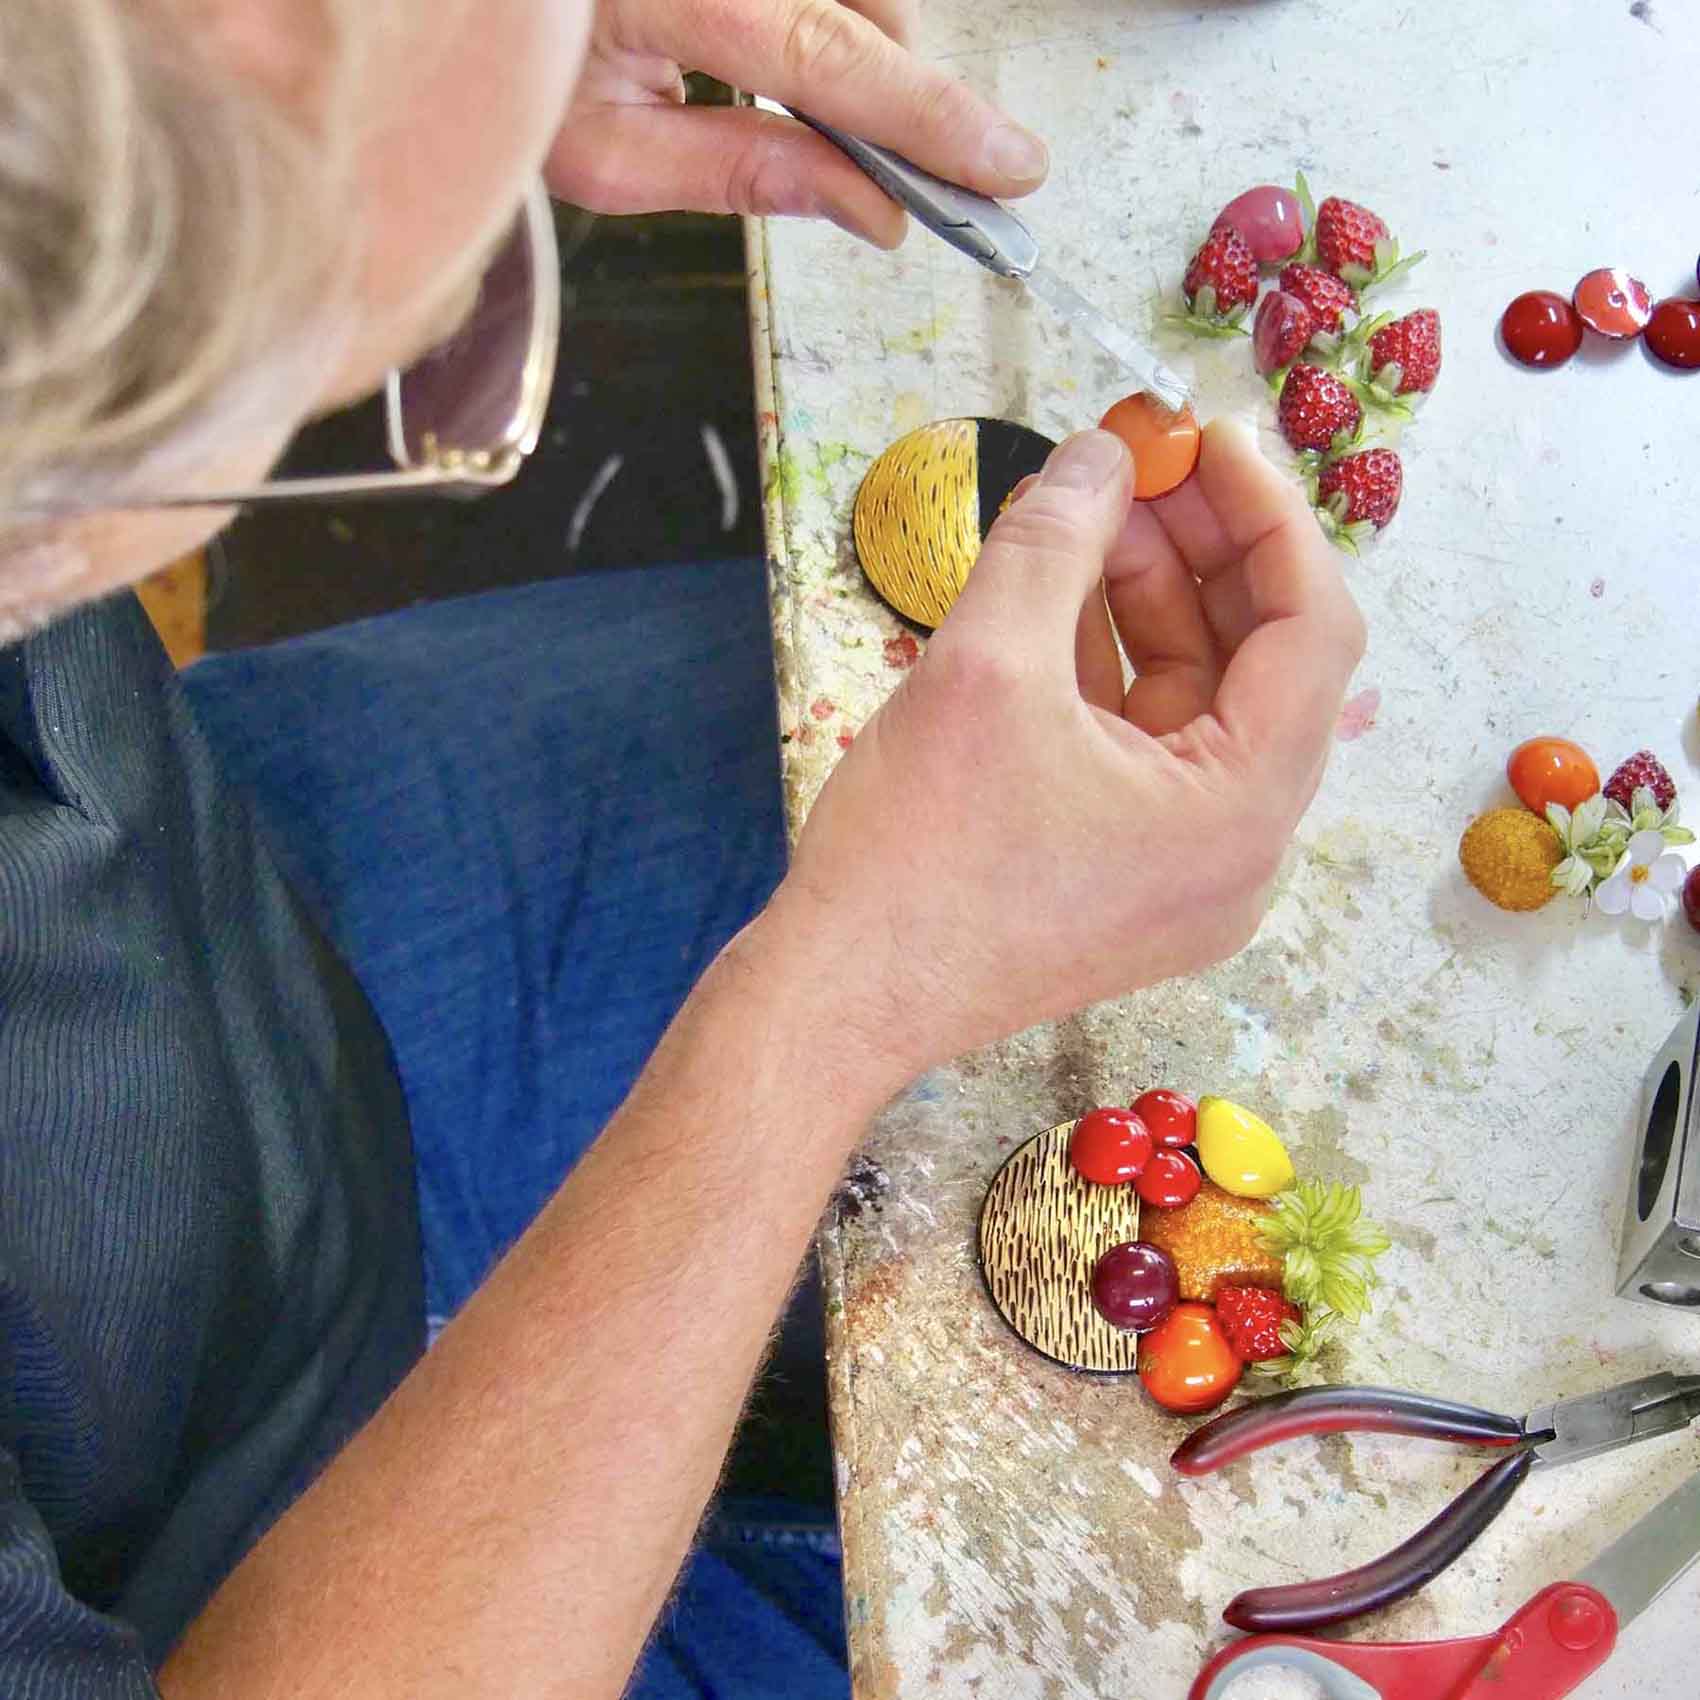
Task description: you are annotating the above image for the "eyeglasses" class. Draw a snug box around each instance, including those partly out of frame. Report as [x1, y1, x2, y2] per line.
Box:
[18, 179, 560, 515]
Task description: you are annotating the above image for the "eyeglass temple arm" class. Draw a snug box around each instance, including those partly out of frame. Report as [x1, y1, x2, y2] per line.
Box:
[11, 463, 514, 519]
[143, 466, 512, 508]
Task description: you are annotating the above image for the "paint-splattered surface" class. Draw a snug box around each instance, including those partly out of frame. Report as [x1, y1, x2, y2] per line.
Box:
[750, 2, 1700, 1694]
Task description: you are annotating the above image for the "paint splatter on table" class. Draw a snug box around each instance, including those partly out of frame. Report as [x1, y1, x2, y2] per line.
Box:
[749, 2, 1700, 1693]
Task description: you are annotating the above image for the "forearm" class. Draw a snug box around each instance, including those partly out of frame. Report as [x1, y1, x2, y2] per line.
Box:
[161, 889, 901, 1700]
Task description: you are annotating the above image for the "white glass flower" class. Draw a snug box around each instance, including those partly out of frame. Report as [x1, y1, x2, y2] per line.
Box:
[1595, 830, 1688, 921]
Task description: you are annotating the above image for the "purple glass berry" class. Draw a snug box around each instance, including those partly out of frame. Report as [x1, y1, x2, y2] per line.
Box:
[1253, 289, 1315, 375]
[1213, 186, 1304, 266]
[1090, 1241, 1180, 1332]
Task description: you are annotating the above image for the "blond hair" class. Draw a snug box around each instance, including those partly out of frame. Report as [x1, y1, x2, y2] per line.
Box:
[0, 0, 361, 521]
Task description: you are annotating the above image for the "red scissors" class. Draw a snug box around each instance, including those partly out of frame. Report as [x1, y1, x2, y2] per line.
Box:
[1177, 1375, 1700, 1700]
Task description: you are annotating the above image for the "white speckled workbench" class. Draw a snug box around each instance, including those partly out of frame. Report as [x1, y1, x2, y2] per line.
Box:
[746, 1, 1700, 1693]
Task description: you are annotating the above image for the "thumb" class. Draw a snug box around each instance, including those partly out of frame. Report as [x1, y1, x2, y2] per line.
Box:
[934, 430, 1133, 671]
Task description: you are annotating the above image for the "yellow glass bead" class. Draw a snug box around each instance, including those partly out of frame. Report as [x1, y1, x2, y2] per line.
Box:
[1194, 1097, 1296, 1199]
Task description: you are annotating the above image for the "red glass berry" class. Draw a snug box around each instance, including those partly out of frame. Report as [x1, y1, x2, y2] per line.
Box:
[1572, 268, 1652, 339]
[1131, 1088, 1198, 1148]
[1501, 291, 1584, 368]
[1212, 186, 1304, 265]
[1646, 298, 1700, 371]
[1069, 1107, 1153, 1186]
[1683, 865, 1700, 935]
[1135, 1148, 1203, 1208]
[1090, 1241, 1180, 1332]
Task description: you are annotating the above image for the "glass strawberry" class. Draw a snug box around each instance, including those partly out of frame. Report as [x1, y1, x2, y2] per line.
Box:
[1309, 195, 1423, 293]
[1307, 447, 1402, 554]
[1276, 363, 1363, 453]
[1358, 308, 1442, 412]
[1175, 226, 1259, 337]
[1280, 262, 1356, 335]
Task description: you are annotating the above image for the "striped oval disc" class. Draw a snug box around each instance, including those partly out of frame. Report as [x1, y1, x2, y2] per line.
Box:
[853, 418, 1054, 628]
[977, 1120, 1144, 1373]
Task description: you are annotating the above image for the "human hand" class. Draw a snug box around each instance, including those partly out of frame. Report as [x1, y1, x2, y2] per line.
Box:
[776, 420, 1366, 1083]
[543, 0, 1049, 247]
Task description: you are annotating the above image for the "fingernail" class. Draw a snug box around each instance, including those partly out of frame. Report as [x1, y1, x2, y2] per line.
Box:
[984, 123, 1049, 184]
[1041, 430, 1128, 492]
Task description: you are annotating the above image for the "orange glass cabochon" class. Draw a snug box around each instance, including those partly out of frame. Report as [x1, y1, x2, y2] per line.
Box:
[1099, 394, 1202, 501]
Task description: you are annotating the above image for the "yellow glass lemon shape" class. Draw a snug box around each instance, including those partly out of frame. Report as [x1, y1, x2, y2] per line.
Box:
[1194, 1097, 1295, 1198]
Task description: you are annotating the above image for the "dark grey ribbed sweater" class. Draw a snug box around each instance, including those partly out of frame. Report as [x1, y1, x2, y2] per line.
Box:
[0, 594, 422, 1693]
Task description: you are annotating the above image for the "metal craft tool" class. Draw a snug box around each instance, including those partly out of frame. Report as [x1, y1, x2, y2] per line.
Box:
[788, 110, 1191, 413]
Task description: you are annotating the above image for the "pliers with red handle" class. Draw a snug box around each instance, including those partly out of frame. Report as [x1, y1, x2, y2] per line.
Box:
[1171, 1369, 1700, 1633]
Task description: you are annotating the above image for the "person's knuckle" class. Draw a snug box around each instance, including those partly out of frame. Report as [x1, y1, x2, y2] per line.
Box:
[985, 493, 1087, 557]
[1179, 782, 1285, 907]
[1167, 884, 1264, 974]
[1221, 901, 1266, 960]
[876, 0, 918, 45]
[547, 145, 620, 213]
[1192, 838, 1276, 936]
[781, 0, 875, 88]
[1178, 711, 1237, 770]
[1237, 835, 1286, 897]
[911, 72, 978, 142]
[722, 132, 799, 217]
[923, 635, 1024, 705]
